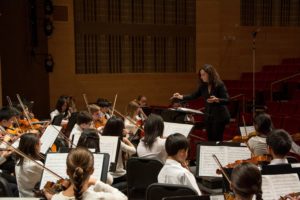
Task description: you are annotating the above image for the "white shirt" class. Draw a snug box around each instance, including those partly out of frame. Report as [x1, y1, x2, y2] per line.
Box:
[15, 158, 44, 197]
[50, 109, 60, 121]
[69, 124, 83, 148]
[291, 142, 300, 155]
[247, 136, 267, 156]
[158, 159, 201, 195]
[52, 180, 127, 200]
[110, 141, 136, 178]
[137, 137, 167, 164]
[269, 158, 289, 165]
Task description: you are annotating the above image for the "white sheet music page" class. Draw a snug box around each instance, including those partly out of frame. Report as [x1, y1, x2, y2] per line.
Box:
[261, 173, 300, 200]
[198, 146, 251, 177]
[210, 195, 225, 200]
[40, 125, 62, 154]
[239, 126, 255, 137]
[40, 153, 105, 190]
[100, 136, 118, 165]
[163, 122, 194, 137]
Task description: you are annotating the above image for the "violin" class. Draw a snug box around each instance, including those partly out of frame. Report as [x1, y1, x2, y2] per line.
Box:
[232, 131, 257, 143]
[279, 192, 300, 200]
[94, 116, 107, 129]
[216, 155, 272, 174]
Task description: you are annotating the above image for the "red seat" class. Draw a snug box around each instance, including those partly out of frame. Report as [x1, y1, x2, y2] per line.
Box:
[266, 101, 281, 115]
[271, 115, 284, 129]
[278, 102, 298, 116]
[281, 117, 300, 134]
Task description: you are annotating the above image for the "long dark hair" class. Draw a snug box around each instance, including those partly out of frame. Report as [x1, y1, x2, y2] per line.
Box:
[102, 116, 124, 140]
[67, 148, 94, 200]
[198, 64, 222, 88]
[231, 163, 263, 200]
[77, 129, 100, 152]
[17, 133, 41, 166]
[55, 95, 69, 113]
[143, 114, 164, 149]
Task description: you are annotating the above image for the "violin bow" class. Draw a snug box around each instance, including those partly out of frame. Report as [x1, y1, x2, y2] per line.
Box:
[111, 93, 118, 116]
[16, 94, 35, 130]
[0, 139, 59, 178]
[242, 115, 248, 136]
[212, 154, 231, 184]
[6, 96, 22, 131]
[82, 93, 92, 115]
[112, 109, 144, 132]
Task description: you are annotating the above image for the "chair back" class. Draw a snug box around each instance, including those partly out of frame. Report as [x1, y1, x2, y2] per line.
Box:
[127, 157, 163, 200]
[146, 183, 198, 200]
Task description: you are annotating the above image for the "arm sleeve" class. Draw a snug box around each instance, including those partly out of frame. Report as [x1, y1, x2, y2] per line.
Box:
[121, 141, 136, 155]
[216, 83, 229, 105]
[182, 86, 202, 101]
[93, 180, 128, 200]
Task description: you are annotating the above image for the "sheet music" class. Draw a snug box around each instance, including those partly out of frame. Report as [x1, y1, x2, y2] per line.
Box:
[0, 198, 40, 200]
[163, 122, 194, 137]
[291, 163, 300, 168]
[40, 125, 62, 154]
[239, 126, 255, 137]
[261, 174, 300, 200]
[198, 145, 251, 177]
[210, 195, 225, 200]
[100, 136, 119, 165]
[40, 153, 104, 190]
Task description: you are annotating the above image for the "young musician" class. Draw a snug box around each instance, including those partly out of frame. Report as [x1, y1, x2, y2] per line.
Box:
[48, 148, 127, 200]
[172, 64, 230, 141]
[136, 95, 147, 107]
[0, 107, 19, 135]
[124, 101, 141, 136]
[247, 113, 273, 156]
[158, 133, 201, 195]
[69, 111, 93, 147]
[77, 129, 113, 185]
[88, 104, 107, 129]
[231, 163, 262, 200]
[15, 133, 43, 197]
[102, 117, 136, 182]
[267, 129, 292, 165]
[50, 96, 70, 122]
[137, 114, 167, 163]
[96, 98, 112, 120]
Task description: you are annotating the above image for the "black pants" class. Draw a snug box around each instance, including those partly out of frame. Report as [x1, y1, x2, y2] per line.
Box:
[206, 120, 227, 141]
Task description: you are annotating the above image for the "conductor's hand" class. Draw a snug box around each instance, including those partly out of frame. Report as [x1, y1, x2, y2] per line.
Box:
[207, 96, 219, 103]
[172, 93, 183, 100]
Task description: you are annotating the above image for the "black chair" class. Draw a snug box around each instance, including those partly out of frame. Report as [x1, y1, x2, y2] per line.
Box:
[162, 195, 208, 200]
[64, 112, 79, 138]
[0, 176, 13, 197]
[146, 183, 198, 200]
[127, 157, 163, 200]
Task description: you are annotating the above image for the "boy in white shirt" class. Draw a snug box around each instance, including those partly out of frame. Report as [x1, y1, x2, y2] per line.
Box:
[158, 133, 201, 195]
[267, 129, 292, 165]
[69, 111, 92, 147]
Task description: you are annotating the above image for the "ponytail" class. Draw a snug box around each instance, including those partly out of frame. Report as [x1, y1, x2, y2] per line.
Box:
[255, 189, 263, 200]
[73, 167, 84, 200]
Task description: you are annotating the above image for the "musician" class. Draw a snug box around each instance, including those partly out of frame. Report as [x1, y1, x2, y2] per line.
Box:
[158, 133, 201, 195]
[124, 101, 142, 137]
[77, 129, 113, 185]
[88, 104, 107, 129]
[48, 148, 127, 200]
[96, 98, 112, 120]
[69, 111, 93, 147]
[136, 95, 147, 107]
[267, 129, 292, 165]
[102, 117, 136, 183]
[231, 163, 262, 200]
[0, 107, 19, 136]
[172, 64, 230, 141]
[50, 96, 70, 123]
[247, 113, 273, 156]
[137, 114, 167, 164]
[15, 133, 43, 197]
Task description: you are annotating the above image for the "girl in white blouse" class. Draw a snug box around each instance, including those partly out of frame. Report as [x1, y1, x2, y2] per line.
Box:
[48, 147, 127, 200]
[15, 133, 44, 197]
[102, 117, 136, 182]
[137, 114, 167, 163]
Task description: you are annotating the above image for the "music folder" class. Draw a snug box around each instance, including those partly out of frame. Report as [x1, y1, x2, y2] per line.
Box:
[163, 122, 194, 138]
[39, 152, 109, 190]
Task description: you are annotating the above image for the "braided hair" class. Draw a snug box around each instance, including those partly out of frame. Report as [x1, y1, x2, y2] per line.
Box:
[231, 163, 263, 200]
[66, 148, 94, 200]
